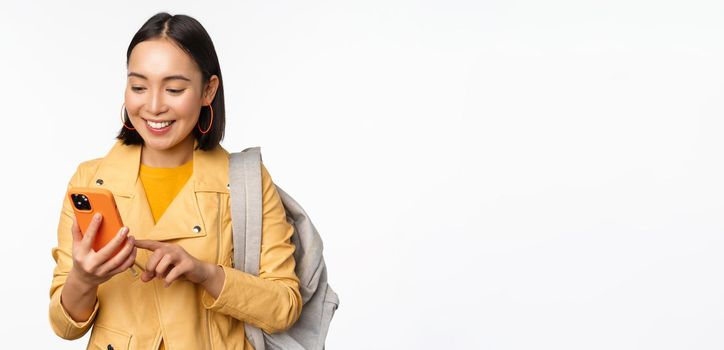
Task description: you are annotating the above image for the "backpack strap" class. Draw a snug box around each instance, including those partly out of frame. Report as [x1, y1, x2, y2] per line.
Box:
[230, 147, 339, 350]
[228, 147, 266, 350]
[229, 147, 263, 275]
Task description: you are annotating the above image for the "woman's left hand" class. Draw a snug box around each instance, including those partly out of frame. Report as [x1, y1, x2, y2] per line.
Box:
[133, 239, 215, 288]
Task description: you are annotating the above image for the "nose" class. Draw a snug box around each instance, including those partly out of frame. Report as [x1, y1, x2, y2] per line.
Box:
[146, 89, 167, 116]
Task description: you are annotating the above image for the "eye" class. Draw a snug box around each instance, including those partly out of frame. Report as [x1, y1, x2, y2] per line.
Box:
[167, 89, 185, 94]
[131, 86, 146, 92]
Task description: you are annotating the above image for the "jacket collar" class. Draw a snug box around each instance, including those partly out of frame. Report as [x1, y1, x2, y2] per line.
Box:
[91, 138, 230, 242]
[94, 138, 230, 197]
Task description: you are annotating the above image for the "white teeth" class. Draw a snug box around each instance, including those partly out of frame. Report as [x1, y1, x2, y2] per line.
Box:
[146, 120, 173, 129]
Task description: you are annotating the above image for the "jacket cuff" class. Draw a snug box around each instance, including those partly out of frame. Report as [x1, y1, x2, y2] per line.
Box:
[49, 286, 99, 339]
[200, 265, 297, 333]
[201, 264, 231, 310]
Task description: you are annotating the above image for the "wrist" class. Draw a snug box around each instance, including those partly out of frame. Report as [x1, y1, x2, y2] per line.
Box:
[201, 263, 224, 291]
[201, 262, 216, 284]
[67, 269, 97, 295]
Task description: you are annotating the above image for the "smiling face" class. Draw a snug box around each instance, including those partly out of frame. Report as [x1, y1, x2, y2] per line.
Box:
[124, 38, 217, 153]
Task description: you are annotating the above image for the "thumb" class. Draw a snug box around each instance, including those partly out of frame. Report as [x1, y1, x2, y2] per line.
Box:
[80, 212, 102, 252]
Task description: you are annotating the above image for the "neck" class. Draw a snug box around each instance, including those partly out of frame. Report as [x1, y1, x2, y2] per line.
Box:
[141, 135, 195, 168]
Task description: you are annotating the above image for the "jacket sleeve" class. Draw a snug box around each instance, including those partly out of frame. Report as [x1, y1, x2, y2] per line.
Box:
[201, 162, 303, 333]
[48, 163, 100, 339]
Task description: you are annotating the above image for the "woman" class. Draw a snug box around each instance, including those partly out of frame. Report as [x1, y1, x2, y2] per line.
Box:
[48, 12, 302, 350]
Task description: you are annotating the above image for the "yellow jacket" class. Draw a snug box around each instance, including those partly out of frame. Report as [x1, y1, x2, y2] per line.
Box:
[49, 139, 303, 349]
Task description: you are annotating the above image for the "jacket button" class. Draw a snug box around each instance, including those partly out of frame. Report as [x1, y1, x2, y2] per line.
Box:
[95, 179, 104, 186]
[193, 225, 201, 233]
[107, 345, 114, 350]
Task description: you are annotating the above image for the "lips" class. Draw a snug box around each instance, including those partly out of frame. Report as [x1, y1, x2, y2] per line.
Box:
[142, 118, 176, 136]
[144, 119, 175, 129]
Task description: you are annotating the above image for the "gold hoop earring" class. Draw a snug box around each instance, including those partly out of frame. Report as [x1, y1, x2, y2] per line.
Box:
[197, 104, 213, 134]
[120, 103, 135, 130]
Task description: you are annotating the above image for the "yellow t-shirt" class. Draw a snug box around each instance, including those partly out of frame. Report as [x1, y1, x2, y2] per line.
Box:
[140, 158, 193, 224]
[139, 158, 193, 350]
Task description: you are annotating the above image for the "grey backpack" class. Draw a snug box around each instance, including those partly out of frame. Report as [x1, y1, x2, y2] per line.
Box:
[228, 147, 339, 350]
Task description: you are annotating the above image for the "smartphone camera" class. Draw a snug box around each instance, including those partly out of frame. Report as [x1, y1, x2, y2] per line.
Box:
[71, 194, 92, 211]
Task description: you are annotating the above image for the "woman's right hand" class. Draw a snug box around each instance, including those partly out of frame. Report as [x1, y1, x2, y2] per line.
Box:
[69, 212, 138, 287]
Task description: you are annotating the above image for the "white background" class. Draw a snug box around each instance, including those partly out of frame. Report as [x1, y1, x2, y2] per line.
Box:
[1, 0, 723, 349]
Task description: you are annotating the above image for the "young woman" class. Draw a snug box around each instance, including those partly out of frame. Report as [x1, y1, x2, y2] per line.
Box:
[48, 12, 302, 350]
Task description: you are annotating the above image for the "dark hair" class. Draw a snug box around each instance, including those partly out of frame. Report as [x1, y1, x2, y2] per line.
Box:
[116, 12, 225, 151]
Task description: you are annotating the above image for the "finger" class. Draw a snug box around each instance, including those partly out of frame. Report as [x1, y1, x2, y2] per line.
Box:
[155, 254, 175, 278]
[94, 226, 129, 262]
[141, 269, 154, 282]
[80, 212, 103, 252]
[134, 239, 163, 251]
[160, 263, 175, 279]
[163, 262, 188, 288]
[141, 250, 166, 282]
[98, 235, 136, 275]
[107, 246, 138, 276]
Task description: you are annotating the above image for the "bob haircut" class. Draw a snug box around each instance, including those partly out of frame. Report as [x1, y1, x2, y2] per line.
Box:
[116, 12, 225, 151]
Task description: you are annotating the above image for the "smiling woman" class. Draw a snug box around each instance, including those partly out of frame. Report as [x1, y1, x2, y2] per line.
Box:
[118, 17, 226, 166]
[48, 12, 303, 350]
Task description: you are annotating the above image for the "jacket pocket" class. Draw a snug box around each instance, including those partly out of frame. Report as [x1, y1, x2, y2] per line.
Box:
[87, 324, 132, 350]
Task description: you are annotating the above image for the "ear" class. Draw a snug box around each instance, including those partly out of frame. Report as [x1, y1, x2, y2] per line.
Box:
[203, 75, 220, 105]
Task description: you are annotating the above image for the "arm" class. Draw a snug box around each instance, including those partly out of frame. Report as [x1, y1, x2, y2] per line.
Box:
[201, 162, 303, 333]
[48, 165, 100, 340]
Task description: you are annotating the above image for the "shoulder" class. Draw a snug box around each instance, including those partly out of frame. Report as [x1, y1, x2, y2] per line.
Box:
[67, 140, 120, 185]
[67, 157, 103, 187]
[260, 161, 283, 200]
[77, 157, 104, 172]
[260, 161, 271, 179]
[260, 161, 273, 190]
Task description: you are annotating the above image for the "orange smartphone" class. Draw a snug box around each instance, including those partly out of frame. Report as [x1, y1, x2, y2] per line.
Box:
[67, 187, 127, 256]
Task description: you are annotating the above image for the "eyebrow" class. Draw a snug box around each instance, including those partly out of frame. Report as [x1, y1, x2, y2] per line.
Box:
[127, 72, 191, 82]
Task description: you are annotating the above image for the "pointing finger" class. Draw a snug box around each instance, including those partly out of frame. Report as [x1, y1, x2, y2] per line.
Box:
[134, 239, 163, 251]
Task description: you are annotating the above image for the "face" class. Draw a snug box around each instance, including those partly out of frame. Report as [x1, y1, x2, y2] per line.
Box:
[124, 38, 218, 152]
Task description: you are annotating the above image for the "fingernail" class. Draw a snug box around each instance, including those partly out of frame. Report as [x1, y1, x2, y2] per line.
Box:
[94, 212, 101, 221]
[118, 227, 128, 236]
